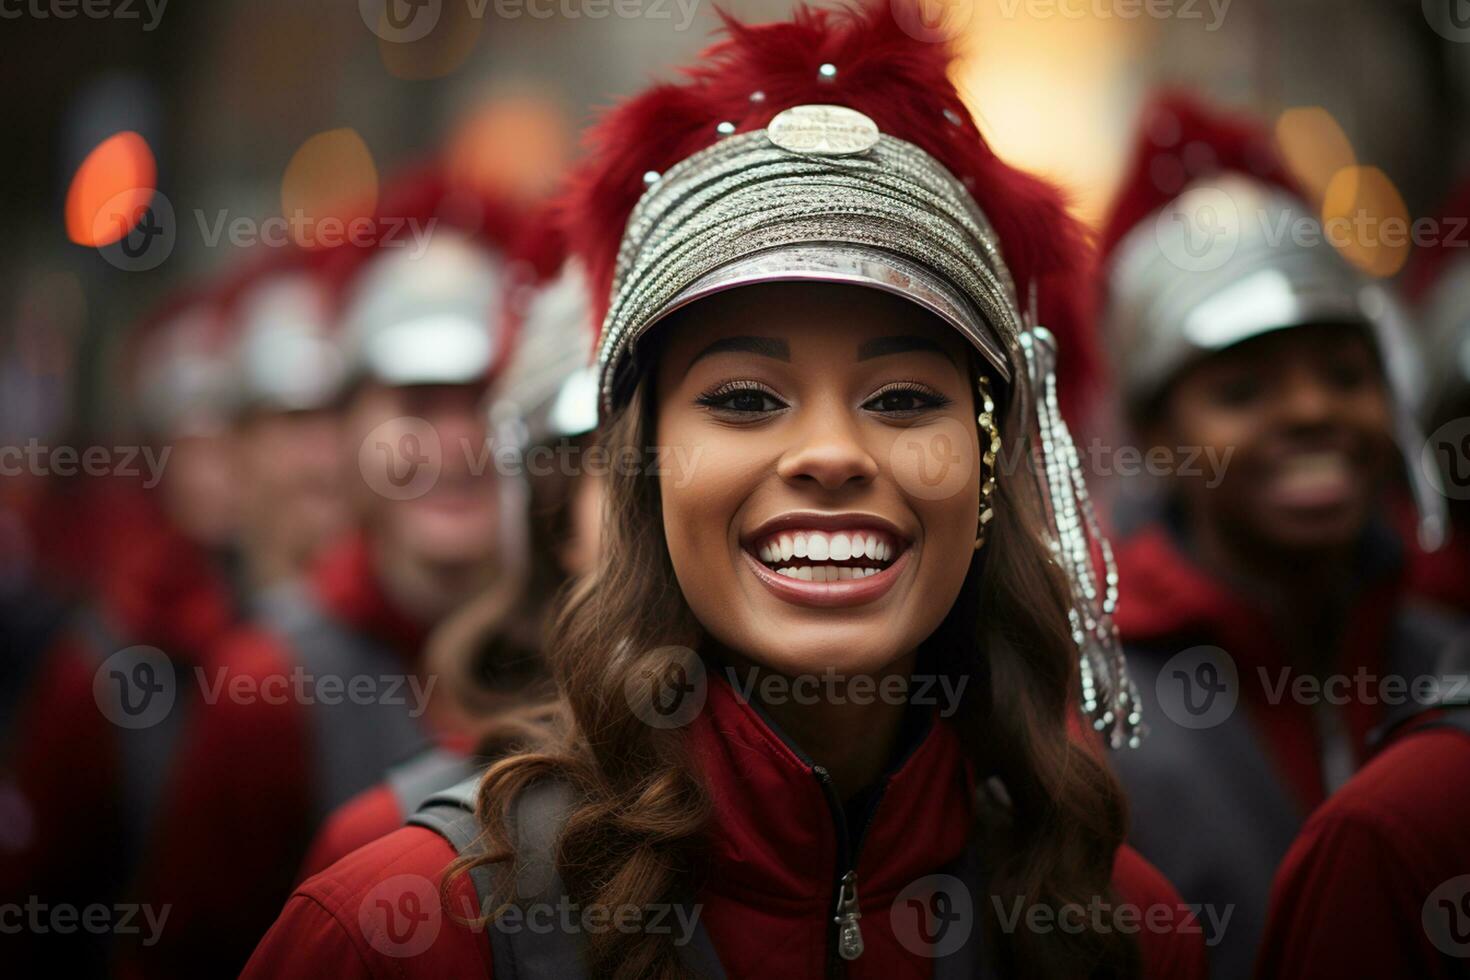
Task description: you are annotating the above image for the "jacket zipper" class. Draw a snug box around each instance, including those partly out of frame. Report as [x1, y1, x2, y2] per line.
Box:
[813, 764, 886, 978]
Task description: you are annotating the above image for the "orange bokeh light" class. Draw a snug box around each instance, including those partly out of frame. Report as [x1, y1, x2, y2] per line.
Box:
[445, 95, 572, 206]
[280, 128, 379, 250]
[65, 131, 157, 248]
[1321, 166, 1411, 279]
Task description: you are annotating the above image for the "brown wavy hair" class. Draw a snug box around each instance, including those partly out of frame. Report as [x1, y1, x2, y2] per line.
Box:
[451, 369, 1140, 979]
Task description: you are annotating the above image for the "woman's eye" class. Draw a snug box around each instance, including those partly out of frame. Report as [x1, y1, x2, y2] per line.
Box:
[696, 385, 785, 415]
[864, 386, 948, 415]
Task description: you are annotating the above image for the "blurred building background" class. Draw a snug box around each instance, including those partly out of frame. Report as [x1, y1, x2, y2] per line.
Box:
[1, 0, 1467, 440]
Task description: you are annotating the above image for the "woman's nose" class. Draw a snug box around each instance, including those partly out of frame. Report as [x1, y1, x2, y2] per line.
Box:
[775, 405, 880, 492]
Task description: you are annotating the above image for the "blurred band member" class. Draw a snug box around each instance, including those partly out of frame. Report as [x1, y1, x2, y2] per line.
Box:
[297, 254, 601, 878]
[117, 172, 534, 978]
[1251, 182, 1470, 980]
[1097, 93, 1460, 979]
[221, 253, 352, 598]
[1, 290, 244, 975]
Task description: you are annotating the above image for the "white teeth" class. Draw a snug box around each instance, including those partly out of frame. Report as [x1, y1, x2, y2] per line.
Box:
[773, 564, 883, 581]
[756, 530, 901, 568]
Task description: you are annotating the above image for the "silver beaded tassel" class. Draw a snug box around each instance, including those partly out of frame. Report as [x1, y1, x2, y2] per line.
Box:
[1019, 325, 1145, 750]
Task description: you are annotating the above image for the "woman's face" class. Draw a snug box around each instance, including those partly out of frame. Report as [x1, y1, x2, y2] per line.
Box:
[654, 283, 982, 678]
[1155, 323, 1395, 556]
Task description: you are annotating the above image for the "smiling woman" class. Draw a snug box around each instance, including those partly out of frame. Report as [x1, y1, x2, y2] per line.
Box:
[243, 4, 1204, 979]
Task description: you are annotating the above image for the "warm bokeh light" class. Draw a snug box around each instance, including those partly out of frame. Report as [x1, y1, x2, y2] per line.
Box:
[445, 95, 573, 205]
[64, 131, 156, 247]
[951, 4, 1147, 226]
[1275, 107, 1356, 203]
[376, 1, 482, 81]
[280, 128, 379, 250]
[1321, 165, 1411, 278]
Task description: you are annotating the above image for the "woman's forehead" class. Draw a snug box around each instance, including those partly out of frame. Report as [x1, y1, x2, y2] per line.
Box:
[657, 282, 969, 362]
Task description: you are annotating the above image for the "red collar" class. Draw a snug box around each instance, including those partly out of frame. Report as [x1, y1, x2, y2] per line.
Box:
[310, 533, 429, 661]
[100, 500, 236, 661]
[688, 670, 973, 910]
[1114, 521, 1409, 809]
[1113, 524, 1264, 646]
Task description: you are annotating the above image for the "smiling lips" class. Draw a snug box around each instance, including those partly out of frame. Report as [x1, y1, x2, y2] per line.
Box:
[753, 529, 898, 581]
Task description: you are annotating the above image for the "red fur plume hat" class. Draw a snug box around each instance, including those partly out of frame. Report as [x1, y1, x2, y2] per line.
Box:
[1099, 91, 1446, 550]
[1098, 91, 1299, 266]
[560, 0, 1143, 747]
[1098, 91, 1380, 411]
[561, 0, 1100, 417]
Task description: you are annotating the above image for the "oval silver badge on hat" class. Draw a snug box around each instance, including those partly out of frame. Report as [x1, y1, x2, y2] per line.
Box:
[766, 104, 880, 157]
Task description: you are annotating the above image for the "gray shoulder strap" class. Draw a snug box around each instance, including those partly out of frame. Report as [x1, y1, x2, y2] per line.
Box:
[259, 583, 430, 821]
[386, 747, 478, 821]
[1373, 607, 1470, 750]
[408, 777, 724, 980]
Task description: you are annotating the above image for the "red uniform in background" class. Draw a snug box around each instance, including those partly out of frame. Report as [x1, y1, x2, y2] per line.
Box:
[1255, 710, 1470, 979]
[118, 532, 435, 977]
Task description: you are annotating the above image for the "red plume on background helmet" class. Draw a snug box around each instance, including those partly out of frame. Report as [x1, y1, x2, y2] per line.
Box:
[320, 159, 531, 311]
[560, 0, 1101, 416]
[1404, 175, 1470, 304]
[1097, 91, 1300, 268]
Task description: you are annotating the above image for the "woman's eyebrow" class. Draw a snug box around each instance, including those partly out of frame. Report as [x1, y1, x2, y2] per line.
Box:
[856, 335, 956, 365]
[689, 335, 791, 365]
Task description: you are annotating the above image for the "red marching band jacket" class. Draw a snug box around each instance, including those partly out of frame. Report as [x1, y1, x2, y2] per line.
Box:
[244, 670, 1207, 979]
[1, 485, 240, 976]
[1107, 518, 1467, 980]
[113, 531, 439, 978]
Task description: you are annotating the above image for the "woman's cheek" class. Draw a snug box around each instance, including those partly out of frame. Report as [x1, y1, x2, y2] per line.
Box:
[885, 419, 981, 510]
